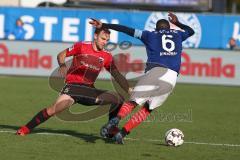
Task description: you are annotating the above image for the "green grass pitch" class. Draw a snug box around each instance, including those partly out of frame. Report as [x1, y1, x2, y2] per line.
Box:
[0, 76, 239, 160]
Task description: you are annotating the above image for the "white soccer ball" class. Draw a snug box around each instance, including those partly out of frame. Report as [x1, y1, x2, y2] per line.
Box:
[165, 128, 184, 147]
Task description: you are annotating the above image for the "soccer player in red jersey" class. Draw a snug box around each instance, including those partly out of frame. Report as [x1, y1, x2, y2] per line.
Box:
[16, 27, 130, 136]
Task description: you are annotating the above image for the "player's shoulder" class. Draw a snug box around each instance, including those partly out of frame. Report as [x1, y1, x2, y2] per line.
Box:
[141, 30, 157, 38]
[81, 41, 92, 44]
[142, 30, 153, 35]
[79, 41, 92, 46]
[74, 41, 93, 50]
[71, 41, 90, 47]
[170, 29, 184, 34]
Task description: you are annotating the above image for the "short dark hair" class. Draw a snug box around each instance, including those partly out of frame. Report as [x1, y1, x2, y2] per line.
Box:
[94, 27, 111, 35]
[156, 19, 170, 31]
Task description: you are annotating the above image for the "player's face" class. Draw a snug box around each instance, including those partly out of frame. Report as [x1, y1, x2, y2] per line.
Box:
[94, 31, 110, 51]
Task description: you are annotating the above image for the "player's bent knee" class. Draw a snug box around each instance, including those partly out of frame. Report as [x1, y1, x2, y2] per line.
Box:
[148, 93, 170, 110]
[47, 95, 74, 116]
[46, 106, 55, 116]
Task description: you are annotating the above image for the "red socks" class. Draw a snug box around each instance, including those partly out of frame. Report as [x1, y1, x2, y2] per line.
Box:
[123, 106, 151, 133]
[117, 102, 137, 119]
[26, 108, 50, 130]
[117, 102, 152, 133]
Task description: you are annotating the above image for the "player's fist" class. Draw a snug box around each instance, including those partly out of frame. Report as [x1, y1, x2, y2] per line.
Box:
[89, 18, 102, 28]
[168, 12, 179, 24]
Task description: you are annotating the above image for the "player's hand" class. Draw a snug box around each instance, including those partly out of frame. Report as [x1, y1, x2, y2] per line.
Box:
[58, 64, 67, 78]
[168, 12, 179, 24]
[128, 87, 133, 94]
[89, 18, 102, 28]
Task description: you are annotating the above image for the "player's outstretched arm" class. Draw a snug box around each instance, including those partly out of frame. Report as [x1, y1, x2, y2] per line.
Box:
[168, 12, 195, 37]
[109, 63, 131, 94]
[89, 18, 135, 37]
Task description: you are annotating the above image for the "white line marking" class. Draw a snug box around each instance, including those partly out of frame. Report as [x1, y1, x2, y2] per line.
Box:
[1, 130, 240, 147]
[125, 137, 240, 147]
[0, 130, 15, 134]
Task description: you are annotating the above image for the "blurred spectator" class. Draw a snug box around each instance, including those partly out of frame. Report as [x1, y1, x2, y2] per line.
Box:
[7, 18, 26, 40]
[228, 37, 236, 49]
[228, 37, 240, 50]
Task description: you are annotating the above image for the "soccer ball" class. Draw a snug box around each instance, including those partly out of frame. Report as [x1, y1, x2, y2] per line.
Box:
[165, 128, 184, 147]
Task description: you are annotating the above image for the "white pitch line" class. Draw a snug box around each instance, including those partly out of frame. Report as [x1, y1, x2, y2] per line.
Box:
[184, 141, 240, 147]
[0, 130, 72, 137]
[0, 130, 16, 134]
[125, 137, 240, 147]
[1, 130, 240, 147]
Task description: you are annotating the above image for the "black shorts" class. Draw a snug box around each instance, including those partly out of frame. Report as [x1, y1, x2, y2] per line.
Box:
[60, 83, 122, 106]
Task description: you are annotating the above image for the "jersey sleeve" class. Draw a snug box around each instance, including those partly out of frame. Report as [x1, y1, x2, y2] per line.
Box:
[66, 42, 82, 57]
[134, 29, 150, 44]
[179, 30, 192, 41]
[104, 55, 114, 72]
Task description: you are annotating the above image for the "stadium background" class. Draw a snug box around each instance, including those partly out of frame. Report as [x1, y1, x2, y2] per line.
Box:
[0, 1, 239, 160]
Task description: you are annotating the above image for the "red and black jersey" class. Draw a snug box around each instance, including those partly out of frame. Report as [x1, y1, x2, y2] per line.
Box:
[65, 41, 113, 86]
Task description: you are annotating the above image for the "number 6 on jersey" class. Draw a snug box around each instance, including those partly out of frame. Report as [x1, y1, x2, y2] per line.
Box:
[162, 34, 175, 52]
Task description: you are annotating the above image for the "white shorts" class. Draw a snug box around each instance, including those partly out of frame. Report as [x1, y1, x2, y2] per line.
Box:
[130, 67, 178, 110]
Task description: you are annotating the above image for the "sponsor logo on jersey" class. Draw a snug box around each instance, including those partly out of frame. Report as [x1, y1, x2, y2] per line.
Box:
[144, 12, 201, 48]
[98, 57, 104, 63]
[79, 60, 101, 71]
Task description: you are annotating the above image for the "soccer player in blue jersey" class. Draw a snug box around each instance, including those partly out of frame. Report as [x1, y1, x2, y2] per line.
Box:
[90, 12, 194, 144]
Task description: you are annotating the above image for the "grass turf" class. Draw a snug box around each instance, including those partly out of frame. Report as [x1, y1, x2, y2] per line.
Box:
[0, 76, 239, 160]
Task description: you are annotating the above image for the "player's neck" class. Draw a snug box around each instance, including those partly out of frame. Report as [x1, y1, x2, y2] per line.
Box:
[92, 41, 100, 52]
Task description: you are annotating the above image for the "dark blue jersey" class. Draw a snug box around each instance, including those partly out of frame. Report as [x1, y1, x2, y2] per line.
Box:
[102, 22, 194, 73]
[134, 29, 192, 73]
